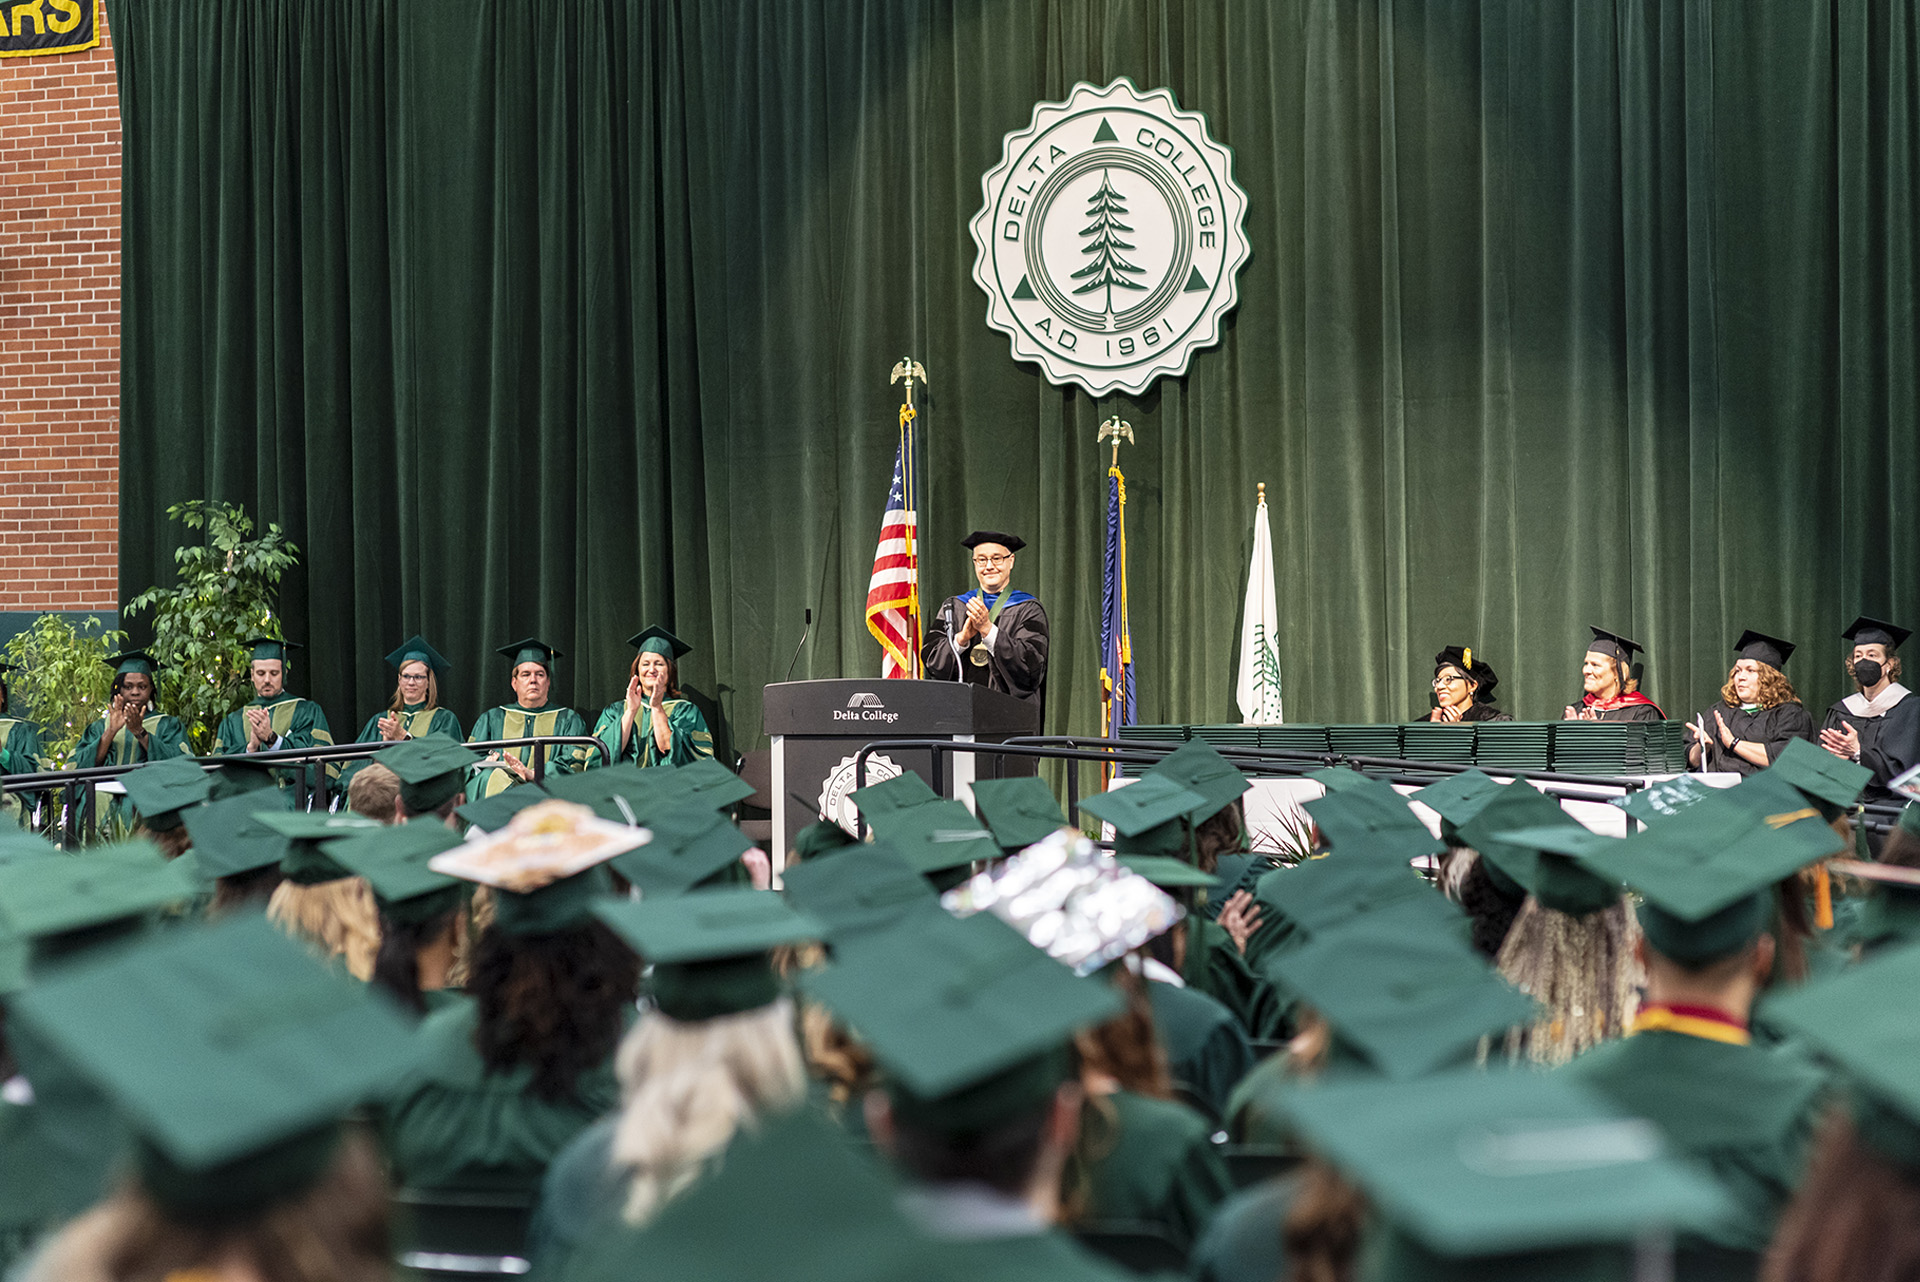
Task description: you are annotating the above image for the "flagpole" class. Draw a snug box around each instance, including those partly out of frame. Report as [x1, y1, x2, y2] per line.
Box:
[890, 357, 927, 678]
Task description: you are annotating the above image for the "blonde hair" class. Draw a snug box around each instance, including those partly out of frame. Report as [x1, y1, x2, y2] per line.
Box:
[346, 763, 401, 821]
[609, 998, 806, 1227]
[1494, 897, 1643, 1065]
[268, 878, 382, 981]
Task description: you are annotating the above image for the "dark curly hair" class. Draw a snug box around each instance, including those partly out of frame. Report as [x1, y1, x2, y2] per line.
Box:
[468, 921, 639, 1103]
[1191, 800, 1246, 874]
[1456, 854, 1526, 958]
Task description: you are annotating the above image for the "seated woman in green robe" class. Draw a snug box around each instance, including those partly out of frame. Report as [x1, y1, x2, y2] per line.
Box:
[73, 651, 189, 832]
[466, 638, 593, 801]
[341, 634, 464, 790]
[0, 663, 44, 775]
[593, 627, 713, 769]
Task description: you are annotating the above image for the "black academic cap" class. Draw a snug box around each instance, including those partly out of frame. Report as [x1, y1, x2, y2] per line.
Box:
[1433, 646, 1498, 699]
[960, 530, 1026, 553]
[1584, 627, 1643, 664]
[1734, 629, 1795, 670]
[628, 627, 692, 660]
[496, 638, 562, 667]
[1844, 616, 1912, 651]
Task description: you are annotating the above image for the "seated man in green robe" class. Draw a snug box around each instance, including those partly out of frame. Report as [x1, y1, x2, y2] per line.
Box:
[340, 634, 464, 791]
[591, 626, 713, 769]
[466, 638, 592, 802]
[210, 638, 336, 781]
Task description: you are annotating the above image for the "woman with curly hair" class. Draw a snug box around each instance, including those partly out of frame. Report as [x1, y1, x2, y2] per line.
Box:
[1688, 630, 1816, 775]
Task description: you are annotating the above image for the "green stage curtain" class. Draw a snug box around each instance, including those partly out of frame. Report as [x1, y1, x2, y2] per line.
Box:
[113, 0, 1920, 752]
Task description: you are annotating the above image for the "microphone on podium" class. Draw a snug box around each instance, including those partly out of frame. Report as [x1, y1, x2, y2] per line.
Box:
[784, 608, 813, 682]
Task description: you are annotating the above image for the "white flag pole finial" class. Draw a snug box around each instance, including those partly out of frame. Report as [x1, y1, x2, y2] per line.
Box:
[1236, 482, 1284, 725]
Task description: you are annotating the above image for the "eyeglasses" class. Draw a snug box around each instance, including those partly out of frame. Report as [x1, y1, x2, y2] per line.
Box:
[1432, 675, 1468, 688]
[972, 554, 1013, 566]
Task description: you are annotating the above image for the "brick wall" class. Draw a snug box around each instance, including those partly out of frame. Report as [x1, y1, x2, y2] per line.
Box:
[0, 3, 118, 611]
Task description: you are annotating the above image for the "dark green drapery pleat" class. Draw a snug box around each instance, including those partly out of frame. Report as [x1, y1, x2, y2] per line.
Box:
[113, 0, 1920, 754]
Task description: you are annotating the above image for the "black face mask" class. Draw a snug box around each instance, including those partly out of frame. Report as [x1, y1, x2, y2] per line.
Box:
[1855, 659, 1885, 687]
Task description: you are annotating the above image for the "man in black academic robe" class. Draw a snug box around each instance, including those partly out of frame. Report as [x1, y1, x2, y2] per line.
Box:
[1819, 616, 1918, 801]
[1688, 630, 1816, 776]
[921, 530, 1049, 717]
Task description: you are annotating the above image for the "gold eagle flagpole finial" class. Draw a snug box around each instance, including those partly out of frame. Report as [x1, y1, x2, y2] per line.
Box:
[1097, 416, 1134, 470]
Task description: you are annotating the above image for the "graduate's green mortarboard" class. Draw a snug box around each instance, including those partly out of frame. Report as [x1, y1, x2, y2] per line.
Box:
[1612, 774, 1722, 825]
[323, 819, 467, 926]
[1733, 628, 1795, 670]
[373, 734, 481, 813]
[1264, 914, 1535, 1079]
[1306, 766, 1373, 794]
[492, 865, 615, 936]
[117, 757, 212, 833]
[243, 636, 299, 663]
[0, 841, 197, 947]
[865, 799, 1001, 874]
[384, 634, 452, 676]
[609, 802, 752, 897]
[1584, 626, 1644, 664]
[596, 888, 823, 1020]
[455, 782, 550, 832]
[1411, 769, 1506, 845]
[800, 911, 1122, 1132]
[101, 648, 158, 677]
[791, 817, 859, 862]
[1767, 737, 1872, 819]
[0, 933, 25, 996]
[1120, 855, 1224, 890]
[1578, 771, 1846, 966]
[543, 763, 665, 824]
[1762, 942, 1920, 1170]
[254, 809, 383, 885]
[627, 625, 692, 660]
[669, 757, 757, 812]
[1280, 1069, 1735, 1270]
[431, 799, 637, 934]
[1460, 786, 1619, 918]
[960, 530, 1026, 552]
[9, 912, 420, 1220]
[181, 792, 294, 879]
[969, 776, 1068, 852]
[1843, 615, 1912, 651]
[1078, 775, 1208, 858]
[205, 756, 282, 799]
[1263, 857, 1464, 942]
[1302, 781, 1446, 861]
[495, 638, 562, 669]
[1147, 740, 1252, 823]
[0, 830, 60, 866]
[847, 771, 941, 823]
[780, 843, 942, 942]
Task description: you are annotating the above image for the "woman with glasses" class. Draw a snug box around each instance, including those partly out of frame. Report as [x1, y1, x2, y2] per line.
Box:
[920, 529, 1050, 714]
[1428, 645, 1511, 722]
[344, 636, 464, 789]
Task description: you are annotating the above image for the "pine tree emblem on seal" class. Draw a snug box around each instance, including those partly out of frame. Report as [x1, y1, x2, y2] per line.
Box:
[970, 78, 1250, 397]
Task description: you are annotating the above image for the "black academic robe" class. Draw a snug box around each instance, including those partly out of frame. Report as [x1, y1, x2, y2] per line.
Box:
[1824, 689, 1920, 800]
[1459, 703, 1513, 722]
[921, 592, 1049, 714]
[1690, 700, 1816, 775]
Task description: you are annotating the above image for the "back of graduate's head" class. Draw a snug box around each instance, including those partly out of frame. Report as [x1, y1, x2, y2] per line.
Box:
[345, 763, 401, 823]
[869, 1069, 1084, 1200]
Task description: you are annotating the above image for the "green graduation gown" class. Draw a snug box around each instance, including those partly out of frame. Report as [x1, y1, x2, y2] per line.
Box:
[1189, 1174, 1302, 1282]
[1563, 1026, 1828, 1258]
[340, 704, 464, 788]
[591, 697, 713, 768]
[0, 717, 42, 775]
[1147, 979, 1255, 1121]
[211, 695, 337, 784]
[526, 1114, 623, 1278]
[1078, 1089, 1233, 1251]
[465, 703, 591, 801]
[382, 995, 619, 1194]
[1185, 918, 1290, 1040]
[73, 712, 187, 767]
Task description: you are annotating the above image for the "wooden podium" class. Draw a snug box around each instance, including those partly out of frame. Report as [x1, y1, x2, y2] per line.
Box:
[762, 678, 1040, 858]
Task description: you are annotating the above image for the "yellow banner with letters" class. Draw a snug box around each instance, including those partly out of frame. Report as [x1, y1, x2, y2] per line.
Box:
[0, 0, 99, 58]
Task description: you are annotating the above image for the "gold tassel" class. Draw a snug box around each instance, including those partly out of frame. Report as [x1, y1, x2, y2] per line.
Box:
[1813, 863, 1834, 931]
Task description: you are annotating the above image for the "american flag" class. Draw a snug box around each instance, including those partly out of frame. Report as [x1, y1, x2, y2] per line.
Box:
[865, 444, 918, 677]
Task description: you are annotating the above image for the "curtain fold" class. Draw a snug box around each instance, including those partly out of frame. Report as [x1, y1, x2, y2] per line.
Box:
[114, 0, 1920, 752]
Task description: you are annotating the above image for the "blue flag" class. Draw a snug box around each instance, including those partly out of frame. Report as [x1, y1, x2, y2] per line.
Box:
[1100, 467, 1135, 733]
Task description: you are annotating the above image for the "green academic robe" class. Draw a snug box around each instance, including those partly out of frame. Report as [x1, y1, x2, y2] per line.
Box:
[1079, 1090, 1233, 1251]
[1564, 1028, 1828, 1259]
[340, 704, 464, 788]
[0, 717, 43, 775]
[1185, 918, 1290, 1040]
[73, 713, 187, 768]
[591, 697, 713, 768]
[1189, 1174, 1303, 1282]
[526, 1114, 623, 1278]
[1147, 979, 1255, 1121]
[382, 995, 619, 1194]
[465, 704, 592, 801]
[935, 1227, 1138, 1282]
[211, 695, 337, 786]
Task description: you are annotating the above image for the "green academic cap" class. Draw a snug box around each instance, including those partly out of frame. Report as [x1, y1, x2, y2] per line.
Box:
[1411, 770, 1506, 845]
[1119, 855, 1224, 890]
[1306, 766, 1375, 793]
[847, 771, 942, 824]
[1611, 775, 1722, 825]
[790, 817, 859, 862]
[669, 758, 757, 812]
[1264, 914, 1536, 1079]
[102, 649, 158, 677]
[322, 819, 467, 927]
[0, 841, 197, 950]
[491, 865, 616, 937]
[1259, 856, 1464, 944]
[384, 634, 452, 676]
[182, 792, 294, 879]
[969, 777, 1068, 852]
[1302, 780, 1447, 861]
[243, 637, 299, 663]
[496, 638, 562, 669]
[1762, 942, 1920, 1170]
[1577, 771, 1846, 966]
[800, 911, 1123, 1133]
[865, 800, 1002, 875]
[455, 782, 550, 833]
[610, 802, 754, 897]
[544, 764, 664, 824]
[1280, 1068, 1736, 1273]
[0, 830, 60, 866]
[253, 810, 384, 885]
[780, 843, 943, 943]
[1768, 737, 1872, 819]
[9, 912, 420, 1221]
[1078, 775, 1209, 857]
[1146, 740, 1251, 823]
[1461, 786, 1620, 918]
[596, 888, 823, 1020]
[628, 626, 692, 660]
[374, 734, 480, 813]
[205, 756, 283, 799]
[118, 757, 213, 833]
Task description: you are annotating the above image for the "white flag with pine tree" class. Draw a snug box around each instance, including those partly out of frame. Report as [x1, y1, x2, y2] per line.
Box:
[1236, 485, 1284, 724]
